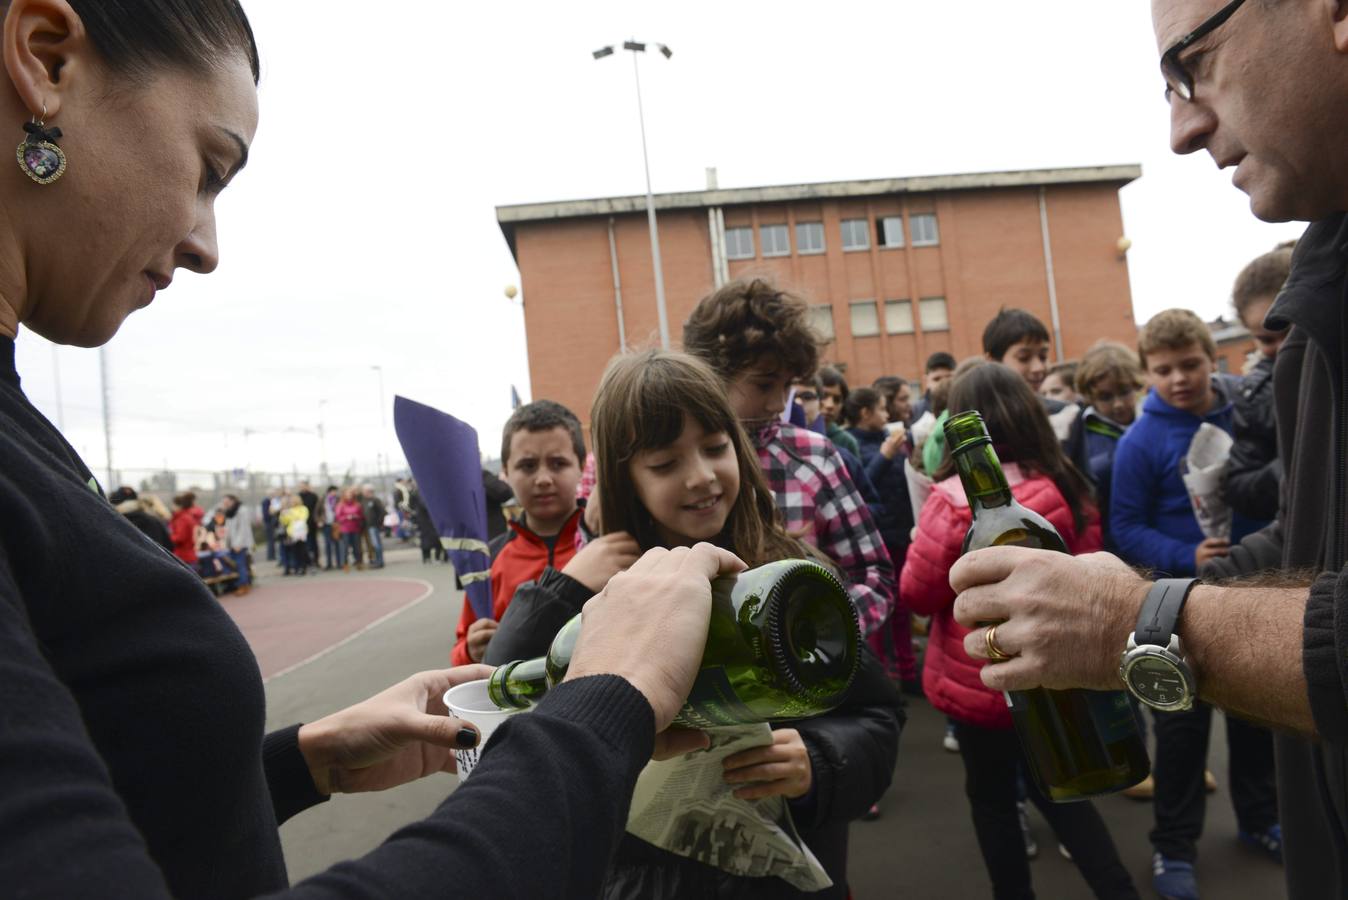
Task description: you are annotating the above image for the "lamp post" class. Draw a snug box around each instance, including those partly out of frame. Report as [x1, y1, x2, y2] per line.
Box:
[318, 399, 329, 481]
[371, 365, 388, 493]
[51, 344, 64, 430]
[99, 346, 113, 491]
[593, 39, 672, 350]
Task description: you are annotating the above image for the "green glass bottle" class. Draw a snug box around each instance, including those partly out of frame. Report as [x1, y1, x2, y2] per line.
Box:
[945, 410, 1150, 802]
[487, 559, 861, 728]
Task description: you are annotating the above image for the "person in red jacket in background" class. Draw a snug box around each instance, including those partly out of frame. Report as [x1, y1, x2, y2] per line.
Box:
[901, 363, 1139, 900]
[451, 401, 639, 666]
[169, 490, 203, 566]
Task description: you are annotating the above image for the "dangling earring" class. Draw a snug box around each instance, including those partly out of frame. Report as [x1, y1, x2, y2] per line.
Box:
[16, 104, 66, 185]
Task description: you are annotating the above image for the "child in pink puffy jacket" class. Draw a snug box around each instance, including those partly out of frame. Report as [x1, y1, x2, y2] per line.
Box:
[901, 363, 1139, 900]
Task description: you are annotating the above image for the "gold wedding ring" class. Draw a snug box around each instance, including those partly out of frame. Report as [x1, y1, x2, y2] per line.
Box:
[985, 623, 1015, 662]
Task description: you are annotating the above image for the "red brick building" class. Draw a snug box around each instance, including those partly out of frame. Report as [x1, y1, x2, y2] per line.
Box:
[498, 165, 1140, 426]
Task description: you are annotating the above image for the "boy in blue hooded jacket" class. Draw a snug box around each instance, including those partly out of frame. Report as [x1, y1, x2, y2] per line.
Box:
[1110, 311, 1266, 575]
[1109, 308, 1279, 899]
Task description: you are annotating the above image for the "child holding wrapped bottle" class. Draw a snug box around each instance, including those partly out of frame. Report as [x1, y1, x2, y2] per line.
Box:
[487, 349, 902, 900]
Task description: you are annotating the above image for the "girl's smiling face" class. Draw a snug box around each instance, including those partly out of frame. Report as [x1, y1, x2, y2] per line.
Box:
[629, 416, 741, 547]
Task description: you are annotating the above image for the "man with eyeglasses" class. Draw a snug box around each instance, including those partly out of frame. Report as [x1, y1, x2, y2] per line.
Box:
[949, 2, 1348, 898]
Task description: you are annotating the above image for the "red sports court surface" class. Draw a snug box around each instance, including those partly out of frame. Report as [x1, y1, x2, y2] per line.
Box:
[221, 576, 433, 680]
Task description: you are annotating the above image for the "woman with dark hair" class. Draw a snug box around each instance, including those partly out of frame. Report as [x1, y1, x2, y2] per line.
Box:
[900, 364, 1138, 900]
[0, 2, 725, 897]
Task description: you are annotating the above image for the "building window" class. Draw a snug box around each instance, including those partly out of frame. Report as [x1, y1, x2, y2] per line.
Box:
[850, 301, 880, 337]
[796, 221, 825, 255]
[809, 305, 835, 340]
[919, 297, 949, 331]
[725, 226, 755, 260]
[840, 218, 870, 251]
[878, 216, 905, 248]
[910, 213, 940, 246]
[760, 224, 790, 257]
[885, 299, 915, 334]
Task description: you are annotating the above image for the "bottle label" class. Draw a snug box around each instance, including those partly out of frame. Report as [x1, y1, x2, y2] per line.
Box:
[676, 666, 761, 728]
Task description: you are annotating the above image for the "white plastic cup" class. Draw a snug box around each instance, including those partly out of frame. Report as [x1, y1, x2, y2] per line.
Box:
[444, 678, 522, 780]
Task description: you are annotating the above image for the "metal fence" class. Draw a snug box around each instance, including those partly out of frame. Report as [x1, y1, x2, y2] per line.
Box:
[109, 467, 408, 520]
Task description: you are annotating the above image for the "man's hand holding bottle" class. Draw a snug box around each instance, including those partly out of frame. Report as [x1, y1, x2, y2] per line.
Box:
[566, 544, 747, 737]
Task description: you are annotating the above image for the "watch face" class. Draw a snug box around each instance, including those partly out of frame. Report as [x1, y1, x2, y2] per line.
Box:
[1125, 655, 1189, 707]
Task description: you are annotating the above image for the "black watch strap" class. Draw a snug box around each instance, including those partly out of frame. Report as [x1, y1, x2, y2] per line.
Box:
[1134, 578, 1200, 647]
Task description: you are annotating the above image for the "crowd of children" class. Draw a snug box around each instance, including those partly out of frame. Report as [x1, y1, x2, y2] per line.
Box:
[451, 237, 1292, 899]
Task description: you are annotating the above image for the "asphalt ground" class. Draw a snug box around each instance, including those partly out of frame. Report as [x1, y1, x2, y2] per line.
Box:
[233, 544, 1289, 898]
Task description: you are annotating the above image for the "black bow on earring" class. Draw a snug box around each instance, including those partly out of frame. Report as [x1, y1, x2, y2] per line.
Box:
[17, 118, 66, 185]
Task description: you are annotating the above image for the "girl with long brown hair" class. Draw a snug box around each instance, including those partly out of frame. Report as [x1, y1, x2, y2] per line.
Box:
[591, 349, 807, 566]
[903, 363, 1138, 900]
[489, 349, 902, 900]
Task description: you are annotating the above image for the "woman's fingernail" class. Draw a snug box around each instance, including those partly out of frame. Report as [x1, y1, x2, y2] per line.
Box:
[455, 727, 480, 748]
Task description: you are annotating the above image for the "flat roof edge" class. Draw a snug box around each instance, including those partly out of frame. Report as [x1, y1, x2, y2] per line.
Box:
[496, 164, 1142, 225]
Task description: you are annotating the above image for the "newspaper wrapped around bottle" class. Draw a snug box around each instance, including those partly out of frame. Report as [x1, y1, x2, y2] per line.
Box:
[1180, 422, 1234, 540]
[625, 724, 832, 891]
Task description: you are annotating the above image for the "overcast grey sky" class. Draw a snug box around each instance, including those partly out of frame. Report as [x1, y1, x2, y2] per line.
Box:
[12, 1, 1304, 481]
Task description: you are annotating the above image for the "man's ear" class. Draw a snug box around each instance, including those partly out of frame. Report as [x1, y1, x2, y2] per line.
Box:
[1331, 0, 1348, 53]
[2, 0, 87, 120]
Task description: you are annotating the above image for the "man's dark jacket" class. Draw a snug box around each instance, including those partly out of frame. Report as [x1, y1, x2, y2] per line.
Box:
[362, 494, 387, 530]
[1204, 214, 1348, 900]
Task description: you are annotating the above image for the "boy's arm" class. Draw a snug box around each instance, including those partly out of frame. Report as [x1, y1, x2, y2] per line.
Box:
[1223, 438, 1281, 522]
[1108, 436, 1197, 576]
[814, 445, 895, 636]
[482, 569, 594, 666]
[449, 599, 479, 666]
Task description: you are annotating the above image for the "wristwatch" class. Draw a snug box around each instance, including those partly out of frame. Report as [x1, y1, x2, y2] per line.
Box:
[1119, 578, 1199, 712]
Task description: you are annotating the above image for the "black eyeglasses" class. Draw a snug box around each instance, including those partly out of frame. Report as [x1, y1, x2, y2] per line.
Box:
[1160, 0, 1249, 101]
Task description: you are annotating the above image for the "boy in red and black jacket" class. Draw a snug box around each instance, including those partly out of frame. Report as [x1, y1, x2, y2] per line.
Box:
[450, 400, 637, 665]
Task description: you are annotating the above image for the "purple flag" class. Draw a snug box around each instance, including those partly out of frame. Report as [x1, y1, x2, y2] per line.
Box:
[394, 396, 493, 619]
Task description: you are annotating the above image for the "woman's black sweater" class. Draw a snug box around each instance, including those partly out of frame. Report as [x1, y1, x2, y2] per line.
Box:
[0, 337, 656, 899]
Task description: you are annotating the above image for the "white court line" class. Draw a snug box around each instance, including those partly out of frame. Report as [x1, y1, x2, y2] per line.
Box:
[262, 576, 437, 683]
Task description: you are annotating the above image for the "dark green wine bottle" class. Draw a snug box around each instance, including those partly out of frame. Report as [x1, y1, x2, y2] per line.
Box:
[487, 559, 861, 728]
[945, 410, 1150, 802]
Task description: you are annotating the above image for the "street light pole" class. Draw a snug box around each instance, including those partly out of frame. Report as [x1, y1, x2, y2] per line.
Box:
[99, 346, 113, 491]
[51, 344, 65, 430]
[594, 39, 672, 350]
[318, 399, 329, 481]
[371, 365, 388, 493]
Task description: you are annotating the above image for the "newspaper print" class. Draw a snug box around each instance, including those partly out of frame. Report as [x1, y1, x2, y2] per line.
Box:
[625, 724, 832, 892]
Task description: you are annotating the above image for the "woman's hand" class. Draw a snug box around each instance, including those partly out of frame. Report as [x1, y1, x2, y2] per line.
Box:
[297, 664, 492, 795]
[722, 728, 813, 800]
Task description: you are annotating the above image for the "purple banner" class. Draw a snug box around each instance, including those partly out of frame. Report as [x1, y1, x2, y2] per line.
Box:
[393, 396, 493, 619]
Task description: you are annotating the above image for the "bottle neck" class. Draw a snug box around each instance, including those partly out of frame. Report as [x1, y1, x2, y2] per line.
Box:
[488, 656, 549, 710]
[953, 440, 1014, 513]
